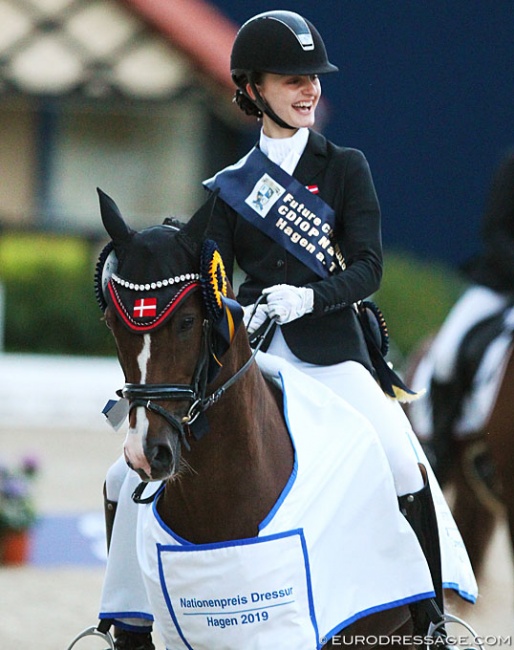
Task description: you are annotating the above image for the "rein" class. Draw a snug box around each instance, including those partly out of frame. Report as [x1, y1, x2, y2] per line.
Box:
[200, 316, 274, 410]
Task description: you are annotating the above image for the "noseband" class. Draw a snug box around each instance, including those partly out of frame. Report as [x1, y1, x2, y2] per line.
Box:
[120, 317, 275, 452]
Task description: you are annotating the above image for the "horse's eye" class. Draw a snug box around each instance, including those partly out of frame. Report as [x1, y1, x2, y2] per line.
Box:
[179, 316, 195, 332]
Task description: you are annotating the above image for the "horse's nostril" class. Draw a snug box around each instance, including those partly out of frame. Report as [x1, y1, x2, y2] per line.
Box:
[150, 444, 174, 473]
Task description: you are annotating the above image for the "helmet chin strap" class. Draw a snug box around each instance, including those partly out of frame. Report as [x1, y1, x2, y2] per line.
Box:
[247, 77, 297, 131]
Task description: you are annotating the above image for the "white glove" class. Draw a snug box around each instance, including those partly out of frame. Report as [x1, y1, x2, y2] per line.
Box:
[262, 284, 314, 324]
[243, 303, 270, 334]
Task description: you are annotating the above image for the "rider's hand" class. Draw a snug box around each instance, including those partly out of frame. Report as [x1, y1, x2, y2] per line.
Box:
[262, 285, 314, 324]
[243, 303, 270, 334]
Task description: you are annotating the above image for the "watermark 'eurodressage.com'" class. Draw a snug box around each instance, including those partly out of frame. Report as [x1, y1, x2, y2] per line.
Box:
[325, 635, 512, 647]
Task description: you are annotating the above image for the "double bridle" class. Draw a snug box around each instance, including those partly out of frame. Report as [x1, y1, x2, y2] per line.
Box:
[121, 315, 275, 451]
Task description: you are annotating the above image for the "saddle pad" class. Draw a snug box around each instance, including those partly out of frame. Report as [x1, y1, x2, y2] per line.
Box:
[409, 311, 514, 439]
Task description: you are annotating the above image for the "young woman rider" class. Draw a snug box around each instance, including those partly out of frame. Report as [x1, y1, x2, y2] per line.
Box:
[201, 9, 472, 637]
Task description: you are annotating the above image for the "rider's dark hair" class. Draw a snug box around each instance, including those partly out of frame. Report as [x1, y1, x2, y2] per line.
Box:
[232, 72, 263, 118]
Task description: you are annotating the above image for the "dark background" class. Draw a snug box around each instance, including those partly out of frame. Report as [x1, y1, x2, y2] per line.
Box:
[212, 0, 514, 268]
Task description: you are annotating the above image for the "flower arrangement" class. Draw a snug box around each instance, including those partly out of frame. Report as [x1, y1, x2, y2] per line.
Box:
[0, 455, 39, 533]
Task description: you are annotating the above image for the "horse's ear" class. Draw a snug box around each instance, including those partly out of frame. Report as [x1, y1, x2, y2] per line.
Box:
[177, 189, 219, 256]
[97, 188, 133, 243]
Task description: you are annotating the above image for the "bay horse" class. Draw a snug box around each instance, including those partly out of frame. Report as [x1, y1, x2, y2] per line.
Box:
[93, 188, 432, 649]
[404, 330, 514, 584]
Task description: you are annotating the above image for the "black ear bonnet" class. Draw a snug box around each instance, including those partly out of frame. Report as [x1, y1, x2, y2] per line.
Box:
[94, 189, 243, 373]
[94, 227, 202, 333]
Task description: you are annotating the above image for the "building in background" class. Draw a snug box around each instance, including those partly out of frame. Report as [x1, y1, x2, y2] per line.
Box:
[0, 0, 253, 236]
[1, 0, 513, 266]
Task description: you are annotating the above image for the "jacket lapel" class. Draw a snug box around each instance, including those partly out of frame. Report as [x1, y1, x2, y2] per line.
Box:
[294, 130, 328, 187]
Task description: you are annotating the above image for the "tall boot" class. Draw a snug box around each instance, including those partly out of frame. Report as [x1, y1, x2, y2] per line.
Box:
[398, 465, 445, 635]
[112, 630, 155, 650]
[97, 484, 118, 638]
[428, 379, 461, 485]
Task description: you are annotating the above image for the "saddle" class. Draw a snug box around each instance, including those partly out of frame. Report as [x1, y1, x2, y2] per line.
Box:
[428, 308, 513, 484]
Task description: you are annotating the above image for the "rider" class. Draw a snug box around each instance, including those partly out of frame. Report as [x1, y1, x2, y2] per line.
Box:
[419, 150, 514, 481]
[200, 9, 449, 636]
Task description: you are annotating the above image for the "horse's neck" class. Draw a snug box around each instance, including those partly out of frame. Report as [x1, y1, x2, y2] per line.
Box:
[159, 362, 294, 544]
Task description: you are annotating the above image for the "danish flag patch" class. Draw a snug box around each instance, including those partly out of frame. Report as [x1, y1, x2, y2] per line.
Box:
[133, 297, 157, 318]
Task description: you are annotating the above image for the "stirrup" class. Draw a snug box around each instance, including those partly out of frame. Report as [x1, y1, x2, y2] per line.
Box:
[65, 625, 115, 650]
[428, 614, 484, 650]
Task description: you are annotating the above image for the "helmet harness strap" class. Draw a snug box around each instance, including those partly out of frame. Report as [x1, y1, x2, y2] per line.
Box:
[246, 74, 296, 131]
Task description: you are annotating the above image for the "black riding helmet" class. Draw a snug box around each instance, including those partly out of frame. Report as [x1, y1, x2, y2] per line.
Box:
[231, 10, 338, 129]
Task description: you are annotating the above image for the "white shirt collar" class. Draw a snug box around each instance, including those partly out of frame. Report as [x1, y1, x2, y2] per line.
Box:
[259, 128, 309, 175]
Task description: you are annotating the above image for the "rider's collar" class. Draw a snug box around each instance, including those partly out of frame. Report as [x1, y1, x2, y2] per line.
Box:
[259, 127, 309, 172]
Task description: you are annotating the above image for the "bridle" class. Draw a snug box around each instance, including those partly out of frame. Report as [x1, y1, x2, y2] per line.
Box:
[120, 311, 275, 453]
[121, 318, 211, 452]
[124, 312, 275, 505]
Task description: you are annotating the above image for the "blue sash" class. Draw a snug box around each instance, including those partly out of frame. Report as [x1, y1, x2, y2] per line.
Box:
[204, 148, 340, 279]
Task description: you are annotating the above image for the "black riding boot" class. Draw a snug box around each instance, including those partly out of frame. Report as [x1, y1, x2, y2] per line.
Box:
[113, 630, 155, 650]
[427, 379, 460, 485]
[398, 465, 445, 636]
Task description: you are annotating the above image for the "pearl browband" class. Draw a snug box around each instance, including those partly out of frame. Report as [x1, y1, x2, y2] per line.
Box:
[111, 272, 201, 292]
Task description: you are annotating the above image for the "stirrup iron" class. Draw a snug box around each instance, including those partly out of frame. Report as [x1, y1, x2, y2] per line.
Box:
[65, 625, 115, 650]
[428, 614, 484, 650]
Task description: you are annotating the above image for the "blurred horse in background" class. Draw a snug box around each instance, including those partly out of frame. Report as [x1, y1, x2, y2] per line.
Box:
[404, 320, 514, 581]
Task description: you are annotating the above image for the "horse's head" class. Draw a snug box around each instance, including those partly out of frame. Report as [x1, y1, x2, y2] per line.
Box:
[95, 189, 244, 482]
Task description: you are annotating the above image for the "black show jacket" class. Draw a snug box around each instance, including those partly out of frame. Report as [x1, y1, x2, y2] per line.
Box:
[205, 130, 383, 368]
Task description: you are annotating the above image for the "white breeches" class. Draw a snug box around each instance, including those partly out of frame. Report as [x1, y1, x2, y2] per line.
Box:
[105, 455, 130, 502]
[267, 328, 424, 496]
[428, 285, 509, 382]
